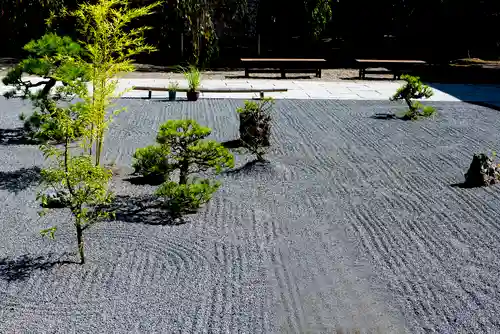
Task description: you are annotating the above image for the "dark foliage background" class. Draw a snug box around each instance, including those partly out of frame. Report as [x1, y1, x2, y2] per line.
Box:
[0, 0, 499, 67]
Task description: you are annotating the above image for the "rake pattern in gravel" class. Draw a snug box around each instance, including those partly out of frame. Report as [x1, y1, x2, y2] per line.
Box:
[1, 98, 500, 333]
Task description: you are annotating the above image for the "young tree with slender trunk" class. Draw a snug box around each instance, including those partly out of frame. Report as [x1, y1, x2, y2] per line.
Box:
[37, 82, 114, 265]
[34, 0, 162, 264]
[50, 0, 162, 166]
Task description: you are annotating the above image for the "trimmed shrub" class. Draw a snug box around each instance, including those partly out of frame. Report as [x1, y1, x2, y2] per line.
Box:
[132, 119, 234, 214]
[237, 97, 275, 161]
[391, 75, 435, 120]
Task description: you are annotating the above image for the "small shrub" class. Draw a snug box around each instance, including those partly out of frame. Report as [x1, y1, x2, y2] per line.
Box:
[184, 66, 201, 92]
[156, 178, 220, 215]
[133, 119, 234, 213]
[237, 97, 275, 161]
[390, 75, 435, 120]
[168, 81, 179, 91]
[132, 145, 170, 181]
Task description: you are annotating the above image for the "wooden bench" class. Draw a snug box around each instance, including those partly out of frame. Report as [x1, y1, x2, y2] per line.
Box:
[241, 58, 326, 78]
[355, 59, 427, 80]
[133, 86, 288, 99]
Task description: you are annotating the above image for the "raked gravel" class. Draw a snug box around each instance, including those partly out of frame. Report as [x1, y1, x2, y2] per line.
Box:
[1, 98, 500, 333]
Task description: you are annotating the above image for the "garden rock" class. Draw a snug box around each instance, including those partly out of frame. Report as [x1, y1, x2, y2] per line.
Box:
[464, 153, 500, 187]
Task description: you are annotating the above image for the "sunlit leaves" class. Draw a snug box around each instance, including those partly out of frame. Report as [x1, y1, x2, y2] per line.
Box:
[134, 120, 234, 214]
[391, 74, 436, 120]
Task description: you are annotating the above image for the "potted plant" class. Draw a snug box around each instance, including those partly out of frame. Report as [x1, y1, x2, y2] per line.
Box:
[168, 81, 179, 101]
[184, 66, 201, 101]
[236, 97, 275, 161]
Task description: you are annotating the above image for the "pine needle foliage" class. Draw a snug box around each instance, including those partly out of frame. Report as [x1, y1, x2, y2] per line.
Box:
[390, 74, 436, 120]
[133, 120, 234, 215]
[2, 33, 88, 142]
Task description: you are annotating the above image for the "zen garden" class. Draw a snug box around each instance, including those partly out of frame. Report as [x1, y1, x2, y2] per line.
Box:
[1, 0, 500, 333]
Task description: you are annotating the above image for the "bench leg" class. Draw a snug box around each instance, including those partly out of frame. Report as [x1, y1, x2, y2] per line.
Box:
[359, 68, 364, 79]
[260, 91, 264, 99]
[281, 69, 286, 79]
[245, 68, 249, 78]
[316, 69, 321, 78]
[148, 91, 152, 99]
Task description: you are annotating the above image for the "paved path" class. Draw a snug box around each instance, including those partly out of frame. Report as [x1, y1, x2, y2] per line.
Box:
[3, 76, 500, 102]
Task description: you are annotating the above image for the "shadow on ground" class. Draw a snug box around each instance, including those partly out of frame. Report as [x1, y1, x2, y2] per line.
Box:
[223, 159, 271, 176]
[0, 253, 75, 282]
[370, 113, 401, 120]
[221, 139, 243, 149]
[465, 101, 500, 112]
[0, 128, 38, 146]
[132, 63, 176, 73]
[117, 97, 190, 102]
[124, 175, 164, 186]
[451, 182, 471, 189]
[107, 194, 186, 226]
[449, 182, 493, 189]
[341, 76, 396, 81]
[0, 166, 42, 193]
[224, 74, 314, 80]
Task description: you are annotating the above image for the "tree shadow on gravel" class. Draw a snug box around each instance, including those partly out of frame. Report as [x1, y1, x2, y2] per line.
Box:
[0, 166, 42, 193]
[223, 159, 270, 175]
[106, 194, 187, 226]
[124, 175, 165, 186]
[451, 182, 478, 189]
[0, 253, 75, 282]
[370, 113, 405, 120]
[221, 139, 243, 149]
[0, 128, 38, 146]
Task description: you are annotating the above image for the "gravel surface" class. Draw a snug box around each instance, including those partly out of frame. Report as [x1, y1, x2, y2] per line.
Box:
[1, 98, 500, 333]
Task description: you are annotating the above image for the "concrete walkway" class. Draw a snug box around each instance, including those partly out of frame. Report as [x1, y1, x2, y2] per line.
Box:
[3, 76, 500, 102]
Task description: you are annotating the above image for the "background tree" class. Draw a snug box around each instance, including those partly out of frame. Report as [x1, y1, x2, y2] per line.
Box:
[308, 0, 334, 39]
[175, 0, 216, 66]
[1, 0, 500, 72]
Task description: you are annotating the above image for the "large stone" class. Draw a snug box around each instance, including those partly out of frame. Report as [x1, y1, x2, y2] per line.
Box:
[464, 153, 500, 187]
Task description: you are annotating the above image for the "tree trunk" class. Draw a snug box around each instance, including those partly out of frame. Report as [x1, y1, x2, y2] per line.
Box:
[256, 152, 266, 162]
[41, 78, 57, 97]
[404, 97, 413, 111]
[95, 134, 102, 166]
[95, 78, 106, 167]
[76, 218, 85, 264]
[179, 161, 189, 184]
